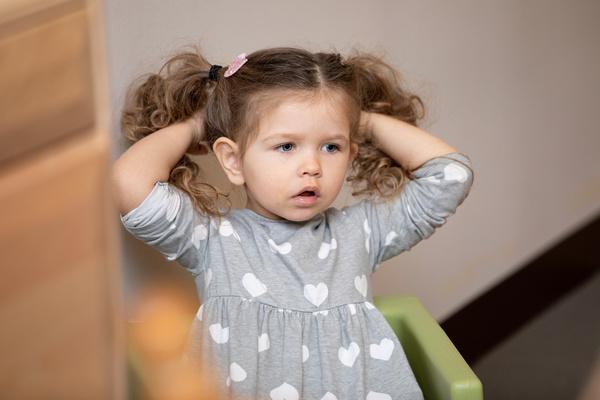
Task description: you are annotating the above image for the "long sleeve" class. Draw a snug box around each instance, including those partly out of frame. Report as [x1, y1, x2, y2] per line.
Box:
[119, 181, 212, 276]
[343, 152, 474, 273]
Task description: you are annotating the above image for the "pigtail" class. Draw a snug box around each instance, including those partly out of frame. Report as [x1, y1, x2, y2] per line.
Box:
[344, 52, 426, 199]
[120, 44, 232, 218]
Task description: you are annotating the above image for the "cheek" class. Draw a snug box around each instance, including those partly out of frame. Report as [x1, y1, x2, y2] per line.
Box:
[260, 160, 285, 180]
[245, 159, 283, 187]
[326, 157, 351, 175]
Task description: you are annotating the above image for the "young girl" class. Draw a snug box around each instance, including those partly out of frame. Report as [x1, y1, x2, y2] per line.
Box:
[114, 46, 474, 400]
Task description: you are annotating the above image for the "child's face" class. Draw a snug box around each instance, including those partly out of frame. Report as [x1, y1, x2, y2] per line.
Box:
[240, 92, 357, 222]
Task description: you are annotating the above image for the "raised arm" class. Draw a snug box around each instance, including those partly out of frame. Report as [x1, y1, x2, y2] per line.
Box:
[112, 115, 205, 216]
[362, 111, 459, 172]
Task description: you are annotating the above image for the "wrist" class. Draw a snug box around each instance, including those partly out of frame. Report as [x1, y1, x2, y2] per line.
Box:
[360, 111, 374, 140]
[182, 115, 209, 155]
[183, 117, 200, 141]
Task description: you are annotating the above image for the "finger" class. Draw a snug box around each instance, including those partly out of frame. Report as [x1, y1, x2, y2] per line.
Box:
[198, 144, 209, 155]
[189, 143, 209, 155]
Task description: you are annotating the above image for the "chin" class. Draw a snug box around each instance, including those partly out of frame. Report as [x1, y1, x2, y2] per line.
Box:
[286, 208, 325, 222]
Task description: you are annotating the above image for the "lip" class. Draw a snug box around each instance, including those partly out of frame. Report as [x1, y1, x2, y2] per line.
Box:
[292, 186, 320, 207]
[293, 186, 321, 197]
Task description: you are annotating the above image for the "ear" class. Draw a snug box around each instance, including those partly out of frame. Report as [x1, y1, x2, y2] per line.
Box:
[212, 137, 245, 186]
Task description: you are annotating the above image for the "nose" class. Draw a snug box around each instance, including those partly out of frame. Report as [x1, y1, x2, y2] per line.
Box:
[299, 152, 321, 177]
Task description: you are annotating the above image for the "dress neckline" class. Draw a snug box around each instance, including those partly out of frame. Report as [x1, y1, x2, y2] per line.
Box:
[239, 208, 324, 226]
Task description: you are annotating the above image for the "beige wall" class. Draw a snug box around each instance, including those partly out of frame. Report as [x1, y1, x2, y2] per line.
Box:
[104, 0, 600, 321]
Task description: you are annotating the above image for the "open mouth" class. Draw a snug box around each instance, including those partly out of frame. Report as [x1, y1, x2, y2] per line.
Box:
[294, 186, 320, 198]
[293, 187, 320, 206]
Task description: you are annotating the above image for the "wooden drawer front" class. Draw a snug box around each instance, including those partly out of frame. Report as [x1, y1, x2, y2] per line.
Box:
[0, 2, 94, 165]
[0, 132, 117, 398]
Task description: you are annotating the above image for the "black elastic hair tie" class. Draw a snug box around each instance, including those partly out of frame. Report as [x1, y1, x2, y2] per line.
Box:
[208, 64, 222, 81]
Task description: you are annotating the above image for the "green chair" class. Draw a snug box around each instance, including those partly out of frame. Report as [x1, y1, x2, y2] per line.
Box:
[373, 295, 483, 400]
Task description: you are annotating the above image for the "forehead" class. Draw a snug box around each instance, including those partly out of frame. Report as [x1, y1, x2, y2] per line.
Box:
[256, 90, 351, 141]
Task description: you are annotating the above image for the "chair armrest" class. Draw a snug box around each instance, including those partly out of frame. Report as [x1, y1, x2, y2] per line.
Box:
[373, 296, 483, 400]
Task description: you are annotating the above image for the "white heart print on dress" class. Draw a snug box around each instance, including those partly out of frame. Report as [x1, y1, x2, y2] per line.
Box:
[366, 391, 392, 400]
[370, 338, 395, 360]
[258, 333, 270, 352]
[423, 175, 441, 184]
[363, 219, 371, 253]
[304, 283, 329, 307]
[354, 275, 368, 297]
[225, 362, 247, 387]
[320, 392, 338, 400]
[384, 231, 398, 246]
[302, 345, 309, 362]
[230, 362, 247, 382]
[444, 163, 469, 182]
[338, 342, 360, 367]
[242, 273, 268, 297]
[190, 223, 208, 249]
[218, 219, 241, 241]
[209, 323, 229, 344]
[347, 303, 356, 315]
[268, 238, 292, 255]
[318, 238, 337, 259]
[270, 382, 299, 400]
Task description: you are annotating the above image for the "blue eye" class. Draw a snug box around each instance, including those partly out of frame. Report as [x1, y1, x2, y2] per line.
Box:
[322, 144, 341, 153]
[275, 143, 295, 152]
[274, 143, 341, 153]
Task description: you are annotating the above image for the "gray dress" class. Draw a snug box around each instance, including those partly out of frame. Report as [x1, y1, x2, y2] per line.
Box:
[120, 152, 474, 400]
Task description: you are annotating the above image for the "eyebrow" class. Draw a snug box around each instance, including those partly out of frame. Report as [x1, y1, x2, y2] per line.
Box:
[262, 132, 349, 143]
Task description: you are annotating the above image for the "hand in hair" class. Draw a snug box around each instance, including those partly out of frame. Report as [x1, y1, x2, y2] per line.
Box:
[184, 111, 209, 155]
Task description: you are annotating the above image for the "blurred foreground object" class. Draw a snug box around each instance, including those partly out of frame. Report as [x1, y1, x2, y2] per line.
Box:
[0, 0, 124, 398]
[128, 285, 224, 399]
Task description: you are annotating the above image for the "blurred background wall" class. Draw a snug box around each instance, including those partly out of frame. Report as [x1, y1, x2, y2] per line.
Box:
[103, 0, 600, 323]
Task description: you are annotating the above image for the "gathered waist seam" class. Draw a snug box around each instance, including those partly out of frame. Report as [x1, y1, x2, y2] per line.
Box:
[202, 294, 375, 314]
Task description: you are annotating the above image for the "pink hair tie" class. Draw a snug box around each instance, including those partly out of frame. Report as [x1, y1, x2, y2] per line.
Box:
[224, 53, 248, 77]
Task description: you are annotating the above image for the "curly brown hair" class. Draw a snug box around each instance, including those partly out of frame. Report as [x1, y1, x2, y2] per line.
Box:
[120, 45, 426, 218]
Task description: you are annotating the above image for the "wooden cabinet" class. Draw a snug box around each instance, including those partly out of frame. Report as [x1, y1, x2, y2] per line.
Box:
[0, 0, 124, 398]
